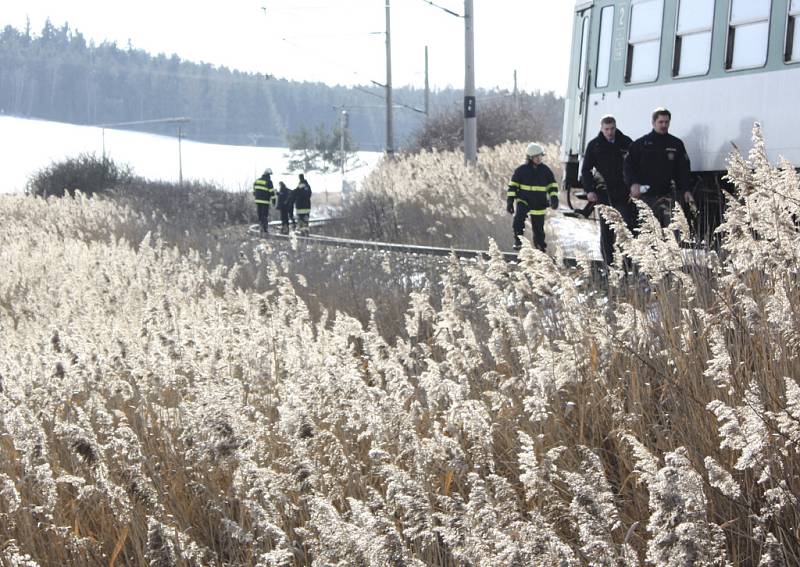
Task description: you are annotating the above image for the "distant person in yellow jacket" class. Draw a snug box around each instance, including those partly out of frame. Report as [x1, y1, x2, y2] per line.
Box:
[253, 168, 276, 234]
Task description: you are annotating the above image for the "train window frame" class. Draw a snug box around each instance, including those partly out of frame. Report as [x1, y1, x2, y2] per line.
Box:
[786, 0, 800, 63]
[673, 0, 715, 78]
[625, 0, 664, 84]
[578, 16, 590, 89]
[725, 0, 772, 71]
[596, 6, 615, 88]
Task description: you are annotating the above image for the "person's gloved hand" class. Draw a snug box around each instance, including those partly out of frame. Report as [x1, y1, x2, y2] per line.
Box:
[506, 198, 515, 214]
[270, 197, 277, 207]
[549, 195, 559, 210]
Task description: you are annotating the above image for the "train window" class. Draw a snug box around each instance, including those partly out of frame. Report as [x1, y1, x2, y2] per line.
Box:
[726, 0, 771, 70]
[626, 0, 664, 83]
[674, 0, 715, 77]
[578, 17, 590, 89]
[596, 6, 615, 87]
[787, 0, 800, 62]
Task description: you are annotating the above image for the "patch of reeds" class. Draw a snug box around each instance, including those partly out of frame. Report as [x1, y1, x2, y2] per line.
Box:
[0, 126, 798, 565]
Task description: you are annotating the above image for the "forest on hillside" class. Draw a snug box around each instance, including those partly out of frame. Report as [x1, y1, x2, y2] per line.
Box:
[0, 21, 564, 151]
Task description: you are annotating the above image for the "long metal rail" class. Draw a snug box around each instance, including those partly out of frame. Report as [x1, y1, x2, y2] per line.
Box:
[247, 223, 604, 269]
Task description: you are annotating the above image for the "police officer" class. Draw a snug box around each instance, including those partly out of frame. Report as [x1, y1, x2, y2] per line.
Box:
[507, 143, 559, 252]
[276, 181, 293, 234]
[581, 115, 634, 265]
[624, 107, 693, 228]
[253, 168, 276, 234]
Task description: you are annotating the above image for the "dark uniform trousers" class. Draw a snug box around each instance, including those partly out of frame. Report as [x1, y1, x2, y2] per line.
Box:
[508, 162, 558, 252]
[513, 203, 547, 251]
[257, 204, 271, 232]
[599, 198, 636, 265]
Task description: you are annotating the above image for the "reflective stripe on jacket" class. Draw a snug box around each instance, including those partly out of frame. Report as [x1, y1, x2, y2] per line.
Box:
[507, 162, 558, 212]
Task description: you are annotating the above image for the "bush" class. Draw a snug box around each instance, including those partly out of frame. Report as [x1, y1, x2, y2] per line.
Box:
[26, 153, 133, 197]
[409, 91, 564, 153]
[107, 179, 254, 229]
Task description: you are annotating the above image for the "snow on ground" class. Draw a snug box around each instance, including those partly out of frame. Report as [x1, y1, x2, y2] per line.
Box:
[0, 115, 384, 195]
[549, 212, 600, 260]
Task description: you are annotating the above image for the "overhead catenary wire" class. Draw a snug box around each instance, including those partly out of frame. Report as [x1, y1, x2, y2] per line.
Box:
[271, 34, 425, 114]
[420, 0, 463, 18]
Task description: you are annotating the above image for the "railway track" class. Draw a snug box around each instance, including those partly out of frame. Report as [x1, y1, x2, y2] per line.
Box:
[247, 222, 606, 270]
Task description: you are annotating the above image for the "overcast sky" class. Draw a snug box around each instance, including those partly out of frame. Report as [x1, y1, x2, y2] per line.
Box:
[2, 0, 573, 94]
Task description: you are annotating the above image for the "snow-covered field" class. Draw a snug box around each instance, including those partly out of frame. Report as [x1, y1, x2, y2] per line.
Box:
[0, 114, 600, 256]
[0, 115, 384, 194]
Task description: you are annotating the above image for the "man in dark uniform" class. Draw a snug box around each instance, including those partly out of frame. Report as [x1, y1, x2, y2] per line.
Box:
[253, 168, 276, 234]
[624, 107, 694, 228]
[276, 181, 293, 234]
[507, 143, 559, 252]
[581, 115, 634, 265]
[293, 173, 312, 236]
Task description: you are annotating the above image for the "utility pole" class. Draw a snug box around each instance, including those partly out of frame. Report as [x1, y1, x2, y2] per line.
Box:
[513, 69, 519, 110]
[385, 0, 395, 159]
[424, 46, 430, 116]
[177, 123, 184, 186]
[340, 110, 348, 190]
[464, 0, 477, 164]
[96, 116, 189, 182]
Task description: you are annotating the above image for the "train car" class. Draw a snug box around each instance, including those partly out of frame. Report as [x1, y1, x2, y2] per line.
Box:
[561, 0, 800, 237]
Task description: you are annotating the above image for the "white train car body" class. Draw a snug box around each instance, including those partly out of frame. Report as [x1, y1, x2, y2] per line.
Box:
[562, 0, 800, 190]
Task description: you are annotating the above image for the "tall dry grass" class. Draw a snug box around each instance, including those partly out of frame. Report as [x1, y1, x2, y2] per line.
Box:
[0, 126, 799, 566]
[337, 142, 564, 251]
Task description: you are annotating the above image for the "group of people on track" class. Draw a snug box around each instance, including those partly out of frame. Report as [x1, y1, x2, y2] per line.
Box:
[254, 106, 694, 265]
[253, 170, 312, 236]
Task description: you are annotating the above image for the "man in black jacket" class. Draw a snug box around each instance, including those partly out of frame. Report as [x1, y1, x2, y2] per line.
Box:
[581, 115, 634, 265]
[624, 107, 694, 229]
[507, 143, 559, 252]
[293, 174, 312, 236]
[276, 181, 294, 234]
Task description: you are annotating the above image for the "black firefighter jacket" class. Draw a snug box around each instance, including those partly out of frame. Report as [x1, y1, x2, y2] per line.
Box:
[253, 174, 275, 205]
[581, 130, 633, 206]
[507, 162, 558, 212]
[624, 130, 691, 199]
[293, 181, 312, 213]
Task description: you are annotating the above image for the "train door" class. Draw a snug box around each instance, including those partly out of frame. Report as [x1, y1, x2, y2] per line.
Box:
[567, 9, 593, 158]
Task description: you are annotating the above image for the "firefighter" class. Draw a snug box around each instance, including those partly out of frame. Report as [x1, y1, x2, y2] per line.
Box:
[276, 181, 293, 234]
[293, 173, 312, 236]
[624, 107, 694, 229]
[253, 168, 276, 234]
[581, 114, 634, 265]
[507, 143, 559, 252]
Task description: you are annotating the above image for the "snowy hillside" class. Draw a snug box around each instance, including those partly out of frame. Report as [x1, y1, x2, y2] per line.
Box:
[0, 115, 384, 194]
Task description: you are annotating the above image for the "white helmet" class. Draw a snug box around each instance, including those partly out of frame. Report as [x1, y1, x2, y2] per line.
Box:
[526, 143, 545, 158]
[264, 168, 273, 175]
